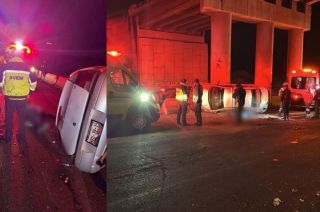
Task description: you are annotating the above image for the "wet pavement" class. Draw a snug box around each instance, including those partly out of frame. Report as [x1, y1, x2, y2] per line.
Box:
[0, 81, 106, 211]
[108, 111, 320, 211]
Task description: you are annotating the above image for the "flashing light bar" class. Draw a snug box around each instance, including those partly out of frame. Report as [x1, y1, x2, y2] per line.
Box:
[303, 68, 317, 73]
[292, 70, 296, 74]
[9, 41, 31, 55]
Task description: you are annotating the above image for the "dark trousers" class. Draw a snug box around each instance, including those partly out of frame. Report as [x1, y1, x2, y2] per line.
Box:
[195, 102, 202, 125]
[237, 104, 244, 123]
[315, 100, 319, 118]
[177, 101, 187, 124]
[282, 102, 290, 120]
[5, 98, 27, 143]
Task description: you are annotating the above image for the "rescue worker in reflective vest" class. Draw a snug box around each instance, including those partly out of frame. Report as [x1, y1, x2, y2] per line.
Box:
[279, 82, 291, 121]
[313, 86, 320, 119]
[193, 78, 203, 126]
[0, 47, 37, 144]
[232, 82, 246, 123]
[176, 79, 188, 126]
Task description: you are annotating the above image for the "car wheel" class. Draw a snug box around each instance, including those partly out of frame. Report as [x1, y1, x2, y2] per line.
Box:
[128, 110, 150, 131]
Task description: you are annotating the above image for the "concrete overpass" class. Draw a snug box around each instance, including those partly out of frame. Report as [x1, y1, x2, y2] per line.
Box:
[107, 0, 319, 88]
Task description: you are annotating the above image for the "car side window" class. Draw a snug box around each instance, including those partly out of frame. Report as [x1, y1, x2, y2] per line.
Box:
[109, 69, 125, 88]
[74, 70, 98, 92]
[109, 68, 138, 92]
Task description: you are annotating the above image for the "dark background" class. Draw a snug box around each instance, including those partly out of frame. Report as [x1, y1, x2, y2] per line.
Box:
[0, 0, 106, 76]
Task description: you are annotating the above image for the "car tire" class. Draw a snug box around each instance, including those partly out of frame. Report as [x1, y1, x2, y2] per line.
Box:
[128, 109, 150, 132]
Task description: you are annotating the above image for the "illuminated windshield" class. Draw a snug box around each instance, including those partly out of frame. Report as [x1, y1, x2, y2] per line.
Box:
[291, 77, 316, 89]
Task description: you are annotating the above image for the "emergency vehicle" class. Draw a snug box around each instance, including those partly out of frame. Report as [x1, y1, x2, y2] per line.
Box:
[107, 63, 160, 131]
[288, 68, 319, 107]
[107, 50, 160, 131]
[56, 66, 106, 173]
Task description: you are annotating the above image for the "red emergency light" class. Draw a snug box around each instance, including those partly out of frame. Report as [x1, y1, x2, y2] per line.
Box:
[8, 41, 32, 55]
[107, 50, 121, 57]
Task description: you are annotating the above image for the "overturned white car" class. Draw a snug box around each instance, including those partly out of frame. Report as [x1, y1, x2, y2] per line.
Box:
[200, 84, 269, 113]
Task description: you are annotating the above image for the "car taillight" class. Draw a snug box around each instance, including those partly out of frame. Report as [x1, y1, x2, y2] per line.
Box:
[86, 120, 104, 147]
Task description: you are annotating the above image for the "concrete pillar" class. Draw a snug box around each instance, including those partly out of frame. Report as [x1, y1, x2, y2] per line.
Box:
[210, 12, 232, 84]
[287, 29, 304, 73]
[255, 22, 274, 89]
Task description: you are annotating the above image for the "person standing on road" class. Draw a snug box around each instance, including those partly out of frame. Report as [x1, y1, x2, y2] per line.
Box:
[176, 79, 189, 126]
[0, 46, 37, 144]
[279, 82, 291, 121]
[232, 82, 246, 123]
[193, 78, 203, 126]
[278, 86, 284, 116]
[313, 86, 320, 119]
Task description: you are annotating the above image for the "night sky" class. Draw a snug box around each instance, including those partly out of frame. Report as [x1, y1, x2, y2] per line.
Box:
[108, 0, 320, 88]
[0, 0, 106, 76]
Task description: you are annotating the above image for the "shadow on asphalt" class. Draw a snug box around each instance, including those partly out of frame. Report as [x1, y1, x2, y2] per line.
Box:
[107, 119, 175, 139]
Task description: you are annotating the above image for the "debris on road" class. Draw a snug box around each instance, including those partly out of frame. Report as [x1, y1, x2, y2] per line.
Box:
[299, 198, 304, 203]
[273, 197, 282, 206]
[52, 140, 56, 144]
[291, 140, 299, 144]
[59, 174, 70, 184]
[291, 188, 298, 193]
[316, 191, 320, 197]
[272, 158, 279, 162]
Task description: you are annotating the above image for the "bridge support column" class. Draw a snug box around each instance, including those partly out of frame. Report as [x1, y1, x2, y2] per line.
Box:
[255, 22, 274, 89]
[210, 12, 232, 84]
[287, 29, 304, 73]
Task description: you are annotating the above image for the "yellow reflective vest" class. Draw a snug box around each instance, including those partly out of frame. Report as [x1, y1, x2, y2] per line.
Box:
[176, 86, 188, 102]
[0, 61, 37, 98]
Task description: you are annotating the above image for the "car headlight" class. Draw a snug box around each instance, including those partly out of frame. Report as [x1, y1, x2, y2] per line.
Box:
[139, 92, 151, 102]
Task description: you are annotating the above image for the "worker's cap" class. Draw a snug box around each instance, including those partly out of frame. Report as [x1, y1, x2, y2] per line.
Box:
[282, 82, 289, 87]
[181, 79, 187, 83]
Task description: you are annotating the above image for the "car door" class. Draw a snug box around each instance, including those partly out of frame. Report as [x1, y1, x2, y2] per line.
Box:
[107, 67, 138, 119]
[60, 70, 99, 155]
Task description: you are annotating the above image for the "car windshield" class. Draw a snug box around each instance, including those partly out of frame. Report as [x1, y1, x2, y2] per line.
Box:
[291, 77, 316, 89]
[109, 68, 138, 91]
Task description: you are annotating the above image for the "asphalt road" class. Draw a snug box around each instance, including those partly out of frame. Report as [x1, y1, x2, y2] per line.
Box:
[108, 111, 320, 211]
[0, 82, 106, 211]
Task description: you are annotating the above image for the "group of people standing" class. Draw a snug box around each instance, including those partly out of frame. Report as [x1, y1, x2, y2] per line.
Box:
[175, 79, 246, 126]
[176, 78, 203, 126]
